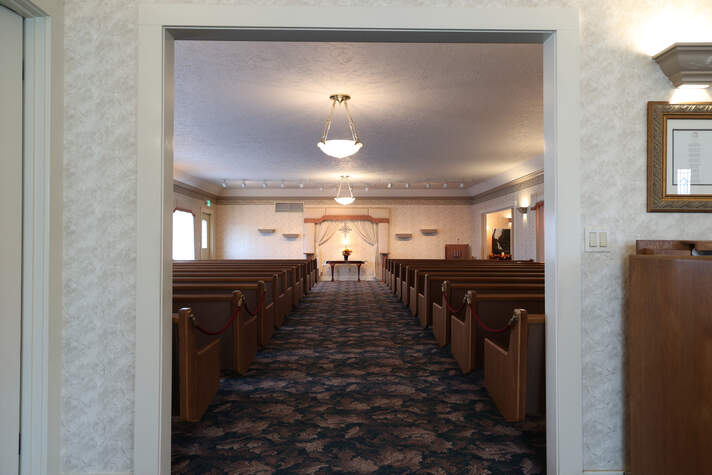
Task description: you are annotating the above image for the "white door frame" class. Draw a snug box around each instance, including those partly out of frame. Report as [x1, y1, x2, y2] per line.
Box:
[137, 5, 582, 474]
[0, 0, 63, 473]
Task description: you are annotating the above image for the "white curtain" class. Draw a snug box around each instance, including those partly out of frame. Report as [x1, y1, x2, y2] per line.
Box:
[315, 221, 337, 246]
[352, 220, 377, 246]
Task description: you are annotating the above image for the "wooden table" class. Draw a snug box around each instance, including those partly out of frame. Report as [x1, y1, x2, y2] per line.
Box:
[326, 260, 365, 282]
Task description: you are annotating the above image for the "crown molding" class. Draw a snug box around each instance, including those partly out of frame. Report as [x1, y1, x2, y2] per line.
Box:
[470, 170, 543, 205]
[173, 180, 218, 202]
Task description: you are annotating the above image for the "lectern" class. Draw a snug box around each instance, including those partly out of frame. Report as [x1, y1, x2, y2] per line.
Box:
[628, 251, 712, 474]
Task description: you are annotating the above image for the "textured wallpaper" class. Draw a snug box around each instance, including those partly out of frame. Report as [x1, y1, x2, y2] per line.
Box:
[62, 0, 712, 472]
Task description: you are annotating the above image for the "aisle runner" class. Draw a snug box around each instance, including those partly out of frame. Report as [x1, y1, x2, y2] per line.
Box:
[172, 281, 545, 474]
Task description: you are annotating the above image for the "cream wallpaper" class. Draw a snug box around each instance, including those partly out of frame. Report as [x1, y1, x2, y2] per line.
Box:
[62, 0, 712, 472]
[216, 204, 305, 258]
[389, 204, 474, 258]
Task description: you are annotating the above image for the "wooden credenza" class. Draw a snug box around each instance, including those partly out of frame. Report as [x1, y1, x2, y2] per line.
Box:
[628, 254, 712, 474]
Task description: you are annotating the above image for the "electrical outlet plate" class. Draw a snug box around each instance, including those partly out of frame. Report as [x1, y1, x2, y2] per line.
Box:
[585, 227, 610, 253]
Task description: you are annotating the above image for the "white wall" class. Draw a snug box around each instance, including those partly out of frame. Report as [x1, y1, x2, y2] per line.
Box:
[471, 183, 543, 260]
[61, 1, 712, 472]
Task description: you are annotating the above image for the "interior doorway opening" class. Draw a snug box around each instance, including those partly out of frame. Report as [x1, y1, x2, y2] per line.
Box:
[135, 6, 583, 474]
[482, 208, 514, 260]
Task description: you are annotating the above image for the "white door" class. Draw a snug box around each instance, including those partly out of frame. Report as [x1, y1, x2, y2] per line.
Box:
[0, 5, 24, 473]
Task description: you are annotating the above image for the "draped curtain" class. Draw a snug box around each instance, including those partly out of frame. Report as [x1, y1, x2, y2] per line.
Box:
[315, 221, 337, 246]
[352, 220, 377, 246]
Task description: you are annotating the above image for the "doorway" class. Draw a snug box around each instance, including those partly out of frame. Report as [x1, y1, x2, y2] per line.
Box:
[0, 5, 23, 473]
[136, 6, 583, 474]
[482, 208, 515, 260]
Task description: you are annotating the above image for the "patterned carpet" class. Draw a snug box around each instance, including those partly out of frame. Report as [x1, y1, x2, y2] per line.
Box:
[172, 281, 546, 474]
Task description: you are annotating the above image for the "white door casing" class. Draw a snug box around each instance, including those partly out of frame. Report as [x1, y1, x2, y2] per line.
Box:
[136, 6, 582, 474]
[0, 5, 24, 473]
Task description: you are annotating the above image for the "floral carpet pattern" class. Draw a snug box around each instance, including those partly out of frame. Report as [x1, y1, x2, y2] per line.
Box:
[172, 281, 545, 474]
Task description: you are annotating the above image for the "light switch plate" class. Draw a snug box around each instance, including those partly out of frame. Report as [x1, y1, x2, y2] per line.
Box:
[585, 227, 610, 253]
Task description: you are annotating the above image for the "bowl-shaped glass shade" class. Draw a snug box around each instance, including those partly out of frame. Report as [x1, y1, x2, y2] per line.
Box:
[334, 196, 356, 206]
[317, 139, 363, 159]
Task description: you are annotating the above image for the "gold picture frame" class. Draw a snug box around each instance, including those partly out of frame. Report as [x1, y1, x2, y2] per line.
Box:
[647, 101, 712, 212]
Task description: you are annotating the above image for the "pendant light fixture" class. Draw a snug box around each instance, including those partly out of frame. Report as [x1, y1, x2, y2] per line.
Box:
[334, 176, 356, 206]
[317, 94, 363, 159]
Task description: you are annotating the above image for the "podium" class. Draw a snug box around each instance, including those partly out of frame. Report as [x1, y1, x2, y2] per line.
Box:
[628, 251, 712, 474]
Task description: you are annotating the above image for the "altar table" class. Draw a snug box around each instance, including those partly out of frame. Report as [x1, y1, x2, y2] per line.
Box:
[326, 260, 366, 282]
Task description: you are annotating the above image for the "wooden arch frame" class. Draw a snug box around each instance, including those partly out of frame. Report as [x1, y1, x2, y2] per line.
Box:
[304, 215, 389, 224]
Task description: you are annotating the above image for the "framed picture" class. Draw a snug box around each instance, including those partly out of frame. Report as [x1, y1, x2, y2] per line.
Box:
[647, 102, 712, 212]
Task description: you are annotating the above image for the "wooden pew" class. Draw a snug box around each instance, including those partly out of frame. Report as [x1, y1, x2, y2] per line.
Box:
[174, 264, 297, 309]
[450, 291, 544, 374]
[484, 309, 546, 421]
[419, 271, 544, 328]
[175, 259, 310, 301]
[173, 281, 274, 347]
[407, 262, 543, 310]
[172, 291, 258, 375]
[432, 280, 544, 346]
[173, 274, 288, 328]
[172, 308, 221, 422]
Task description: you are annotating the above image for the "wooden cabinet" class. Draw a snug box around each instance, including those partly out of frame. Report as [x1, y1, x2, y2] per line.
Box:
[628, 254, 712, 475]
[445, 244, 470, 260]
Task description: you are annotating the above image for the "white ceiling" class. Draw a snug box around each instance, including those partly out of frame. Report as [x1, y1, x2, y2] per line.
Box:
[173, 40, 543, 192]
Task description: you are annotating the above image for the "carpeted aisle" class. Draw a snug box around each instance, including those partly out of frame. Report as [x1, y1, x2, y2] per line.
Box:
[172, 281, 546, 474]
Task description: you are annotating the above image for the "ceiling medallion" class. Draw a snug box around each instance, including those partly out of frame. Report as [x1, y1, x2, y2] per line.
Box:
[317, 94, 363, 159]
[334, 176, 356, 206]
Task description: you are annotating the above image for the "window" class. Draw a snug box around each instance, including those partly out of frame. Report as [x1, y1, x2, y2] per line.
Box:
[200, 212, 212, 259]
[201, 218, 208, 249]
[172, 209, 195, 260]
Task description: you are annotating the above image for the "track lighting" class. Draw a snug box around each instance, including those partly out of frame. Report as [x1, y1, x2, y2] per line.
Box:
[405, 183, 410, 189]
[299, 183, 304, 189]
[459, 183, 465, 188]
[425, 183, 431, 189]
[280, 181, 285, 188]
[262, 182, 267, 188]
[442, 183, 448, 189]
[387, 182, 392, 189]
[221, 179, 227, 189]
[241, 181, 246, 188]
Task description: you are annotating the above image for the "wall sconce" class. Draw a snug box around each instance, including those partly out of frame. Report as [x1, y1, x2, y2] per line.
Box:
[653, 43, 712, 88]
[517, 206, 528, 215]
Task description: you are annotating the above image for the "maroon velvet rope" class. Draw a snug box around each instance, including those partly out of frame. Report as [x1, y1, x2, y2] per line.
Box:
[191, 304, 241, 336]
[441, 292, 467, 315]
[243, 291, 265, 317]
[467, 303, 513, 334]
